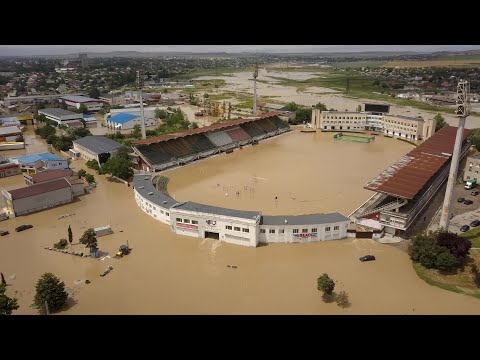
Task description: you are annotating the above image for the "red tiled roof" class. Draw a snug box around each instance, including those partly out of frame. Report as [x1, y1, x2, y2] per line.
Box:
[364, 125, 473, 199]
[133, 112, 282, 146]
[29, 169, 73, 184]
[8, 178, 71, 200]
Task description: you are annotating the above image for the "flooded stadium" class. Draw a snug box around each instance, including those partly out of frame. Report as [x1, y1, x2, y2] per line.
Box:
[2, 128, 480, 314]
[165, 129, 413, 216]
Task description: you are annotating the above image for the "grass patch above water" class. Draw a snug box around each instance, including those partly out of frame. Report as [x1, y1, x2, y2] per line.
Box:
[461, 227, 480, 248]
[413, 250, 480, 300]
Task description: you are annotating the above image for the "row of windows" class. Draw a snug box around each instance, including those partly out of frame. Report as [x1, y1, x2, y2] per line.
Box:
[225, 225, 249, 233]
[324, 120, 366, 124]
[135, 194, 169, 216]
[468, 169, 479, 174]
[325, 116, 366, 120]
[260, 226, 339, 234]
[469, 163, 480, 168]
[385, 119, 417, 127]
[176, 218, 198, 225]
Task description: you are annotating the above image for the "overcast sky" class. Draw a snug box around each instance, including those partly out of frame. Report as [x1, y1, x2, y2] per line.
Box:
[1, 45, 480, 56]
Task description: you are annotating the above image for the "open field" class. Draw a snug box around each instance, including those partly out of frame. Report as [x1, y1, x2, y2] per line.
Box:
[461, 227, 480, 248]
[383, 59, 480, 68]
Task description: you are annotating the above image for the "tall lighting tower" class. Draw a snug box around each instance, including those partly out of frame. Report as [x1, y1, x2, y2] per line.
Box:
[136, 70, 147, 140]
[253, 64, 259, 116]
[439, 80, 471, 230]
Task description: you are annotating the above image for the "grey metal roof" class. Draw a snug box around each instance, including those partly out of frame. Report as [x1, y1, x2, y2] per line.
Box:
[260, 213, 350, 226]
[61, 95, 99, 103]
[0, 126, 21, 135]
[73, 136, 123, 155]
[172, 201, 261, 221]
[133, 175, 177, 208]
[38, 108, 81, 117]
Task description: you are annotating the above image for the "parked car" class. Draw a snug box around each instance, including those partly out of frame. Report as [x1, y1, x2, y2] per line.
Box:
[359, 255, 376, 262]
[460, 225, 470, 232]
[471, 191, 479, 196]
[470, 220, 480, 227]
[0, 230, 9, 236]
[458, 197, 465, 202]
[464, 199, 474, 205]
[15, 224, 33, 232]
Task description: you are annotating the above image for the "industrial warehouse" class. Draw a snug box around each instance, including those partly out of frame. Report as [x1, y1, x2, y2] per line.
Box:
[133, 175, 350, 247]
[350, 125, 472, 237]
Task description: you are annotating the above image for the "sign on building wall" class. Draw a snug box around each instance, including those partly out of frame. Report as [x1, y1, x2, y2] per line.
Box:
[293, 233, 318, 238]
[177, 223, 199, 230]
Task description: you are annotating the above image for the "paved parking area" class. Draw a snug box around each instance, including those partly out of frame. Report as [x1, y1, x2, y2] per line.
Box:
[429, 181, 480, 234]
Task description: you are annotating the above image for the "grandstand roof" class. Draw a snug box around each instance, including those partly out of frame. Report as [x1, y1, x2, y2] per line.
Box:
[132, 112, 281, 146]
[364, 126, 472, 200]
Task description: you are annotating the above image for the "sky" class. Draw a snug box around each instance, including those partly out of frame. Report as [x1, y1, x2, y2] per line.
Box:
[0, 45, 480, 56]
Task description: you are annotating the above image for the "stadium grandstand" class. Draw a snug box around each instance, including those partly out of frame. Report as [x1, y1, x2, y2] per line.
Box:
[132, 112, 290, 172]
[350, 125, 473, 238]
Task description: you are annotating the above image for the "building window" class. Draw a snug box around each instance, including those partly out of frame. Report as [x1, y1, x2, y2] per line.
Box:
[154, 214, 157, 218]
[475, 171, 478, 175]
[293, 229, 299, 234]
[302, 229, 308, 233]
[312, 228, 317, 233]
[269, 229, 275, 234]
[242, 228, 249, 233]
[334, 226, 339, 231]
[176, 218, 182, 222]
[184, 219, 191, 224]
[161, 210, 164, 214]
[467, 176, 470, 179]
[326, 227, 331, 232]
[226, 225, 232, 230]
[234, 227, 241, 231]
[153, 206, 156, 210]
[166, 212, 169, 216]
[260, 229, 266, 234]
[192, 220, 198, 225]
[279, 229, 284, 234]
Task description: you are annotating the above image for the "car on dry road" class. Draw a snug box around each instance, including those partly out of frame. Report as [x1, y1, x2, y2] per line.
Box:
[470, 220, 480, 227]
[458, 197, 465, 202]
[15, 224, 33, 232]
[460, 225, 470, 232]
[464, 199, 474, 205]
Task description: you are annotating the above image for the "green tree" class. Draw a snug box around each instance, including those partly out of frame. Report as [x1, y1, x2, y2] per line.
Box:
[77, 169, 87, 178]
[469, 129, 480, 150]
[60, 102, 68, 110]
[357, 104, 362, 112]
[434, 113, 446, 132]
[0, 283, 19, 315]
[68, 225, 73, 246]
[78, 103, 88, 114]
[314, 102, 328, 111]
[408, 232, 444, 268]
[131, 124, 142, 139]
[86, 159, 100, 171]
[32, 273, 68, 314]
[317, 273, 335, 295]
[100, 157, 133, 180]
[88, 87, 100, 99]
[284, 102, 299, 111]
[155, 108, 167, 119]
[435, 250, 458, 271]
[79, 228, 97, 251]
[336, 291, 350, 308]
[1, 272, 6, 286]
[190, 122, 199, 129]
[116, 145, 131, 160]
[84, 173, 95, 184]
[36, 102, 46, 111]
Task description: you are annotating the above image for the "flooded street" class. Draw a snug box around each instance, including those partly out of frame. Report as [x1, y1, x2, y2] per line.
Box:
[1, 128, 480, 314]
[166, 129, 413, 216]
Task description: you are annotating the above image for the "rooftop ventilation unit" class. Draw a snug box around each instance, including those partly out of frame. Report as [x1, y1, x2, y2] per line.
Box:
[148, 192, 153, 195]
[138, 186, 144, 189]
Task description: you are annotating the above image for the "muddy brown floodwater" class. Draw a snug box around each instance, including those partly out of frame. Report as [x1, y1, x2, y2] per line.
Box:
[166, 129, 413, 215]
[2, 129, 480, 314]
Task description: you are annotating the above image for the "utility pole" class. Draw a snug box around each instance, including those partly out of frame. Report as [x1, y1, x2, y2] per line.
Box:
[136, 70, 146, 140]
[439, 80, 470, 230]
[253, 64, 259, 116]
